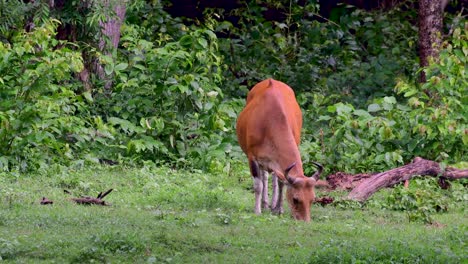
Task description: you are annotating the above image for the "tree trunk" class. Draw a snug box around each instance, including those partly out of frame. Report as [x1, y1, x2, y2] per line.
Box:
[346, 157, 468, 202]
[418, 0, 443, 82]
[95, 0, 126, 93]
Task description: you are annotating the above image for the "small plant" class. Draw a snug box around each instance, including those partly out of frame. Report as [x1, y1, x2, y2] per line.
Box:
[385, 178, 453, 224]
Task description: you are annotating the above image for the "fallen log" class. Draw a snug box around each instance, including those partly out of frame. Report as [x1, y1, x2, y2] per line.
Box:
[346, 157, 468, 202]
[325, 172, 375, 191]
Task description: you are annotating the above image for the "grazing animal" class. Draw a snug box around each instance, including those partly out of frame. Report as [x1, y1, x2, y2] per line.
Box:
[236, 78, 323, 222]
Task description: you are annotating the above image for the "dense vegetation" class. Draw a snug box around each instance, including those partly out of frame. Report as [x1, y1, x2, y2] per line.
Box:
[0, 0, 466, 174]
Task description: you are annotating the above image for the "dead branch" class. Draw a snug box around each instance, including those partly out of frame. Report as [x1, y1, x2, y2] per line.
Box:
[71, 189, 113, 206]
[98, 189, 113, 199]
[71, 197, 109, 206]
[40, 197, 53, 205]
[346, 157, 468, 202]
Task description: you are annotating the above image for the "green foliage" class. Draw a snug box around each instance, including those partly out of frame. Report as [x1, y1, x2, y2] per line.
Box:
[384, 178, 467, 224]
[394, 23, 467, 160]
[126, 0, 187, 42]
[0, 0, 50, 42]
[0, 0, 28, 41]
[0, 20, 97, 171]
[90, 18, 241, 171]
[0, 0, 465, 175]
[210, 2, 418, 106]
[0, 1, 243, 171]
[312, 21, 467, 172]
[316, 99, 406, 172]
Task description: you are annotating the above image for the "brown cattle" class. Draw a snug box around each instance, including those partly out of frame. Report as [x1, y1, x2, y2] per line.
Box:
[236, 79, 323, 222]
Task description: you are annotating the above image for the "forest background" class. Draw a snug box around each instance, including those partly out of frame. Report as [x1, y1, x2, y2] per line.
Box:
[0, 0, 466, 175]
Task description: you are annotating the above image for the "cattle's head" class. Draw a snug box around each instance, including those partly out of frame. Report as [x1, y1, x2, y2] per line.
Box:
[284, 162, 323, 222]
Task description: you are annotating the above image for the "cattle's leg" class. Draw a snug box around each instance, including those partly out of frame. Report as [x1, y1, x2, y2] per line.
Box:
[271, 173, 284, 214]
[249, 159, 263, 215]
[253, 176, 263, 214]
[271, 173, 279, 209]
[261, 170, 269, 210]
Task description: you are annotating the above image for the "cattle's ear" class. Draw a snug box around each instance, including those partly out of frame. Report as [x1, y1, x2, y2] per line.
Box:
[308, 177, 317, 186]
[273, 162, 297, 185]
[273, 169, 286, 182]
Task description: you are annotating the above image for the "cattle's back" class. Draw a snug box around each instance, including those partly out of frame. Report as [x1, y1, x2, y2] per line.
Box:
[236, 79, 302, 155]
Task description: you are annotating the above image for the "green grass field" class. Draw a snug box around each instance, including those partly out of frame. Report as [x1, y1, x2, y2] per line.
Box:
[0, 165, 466, 263]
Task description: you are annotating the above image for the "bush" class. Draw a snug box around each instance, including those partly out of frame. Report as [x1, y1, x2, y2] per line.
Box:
[0, 20, 92, 171]
[211, 2, 418, 107]
[305, 21, 467, 173]
[91, 21, 240, 171]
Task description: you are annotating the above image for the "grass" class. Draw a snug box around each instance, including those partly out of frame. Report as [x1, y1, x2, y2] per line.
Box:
[0, 164, 466, 263]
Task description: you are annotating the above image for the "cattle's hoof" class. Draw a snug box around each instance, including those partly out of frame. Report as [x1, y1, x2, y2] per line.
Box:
[271, 207, 283, 215]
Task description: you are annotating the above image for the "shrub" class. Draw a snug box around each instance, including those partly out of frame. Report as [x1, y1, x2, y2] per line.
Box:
[0, 20, 92, 171]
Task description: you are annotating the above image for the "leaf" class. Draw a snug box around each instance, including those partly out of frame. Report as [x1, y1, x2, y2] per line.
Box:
[133, 64, 146, 71]
[403, 90, 418, 97]
[335, 103, 353, 115]
[318, 115, 332, 121]
[463, 131, 468, 145]
[368, 104, 381, 112]
[383, 96, 396, 104]
[104, 63, 114, 75]
[353, 109, 371, 117]
[197, 38, 208, 48]
[114, 63, 128, 71]
[276, 22, 288, 29]
[82, 92, 93, 103]
[165, 77, 178, 85]
[141, 118, 151, 129]
[170, 135, 175, 148]
[382, 102, 394, 111]
[179, 35, 193, 47]
[204, 29, 217, 40]
[190, 81, 200, 90]
[108, 117, 143, 134]
[207, 91, 218, 97]
[177, 85, 189, 94]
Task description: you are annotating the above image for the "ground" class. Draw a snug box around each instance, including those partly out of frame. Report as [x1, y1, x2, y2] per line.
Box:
[0, 165, 465, 263]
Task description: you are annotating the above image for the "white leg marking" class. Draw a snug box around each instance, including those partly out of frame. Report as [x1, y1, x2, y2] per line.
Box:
[271, 173, 279, 209]
[253, 177, 263, 215]
[261, 170, 269, 210]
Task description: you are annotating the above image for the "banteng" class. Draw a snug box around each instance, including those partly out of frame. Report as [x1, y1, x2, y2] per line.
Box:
[236, 79, 323, 222]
